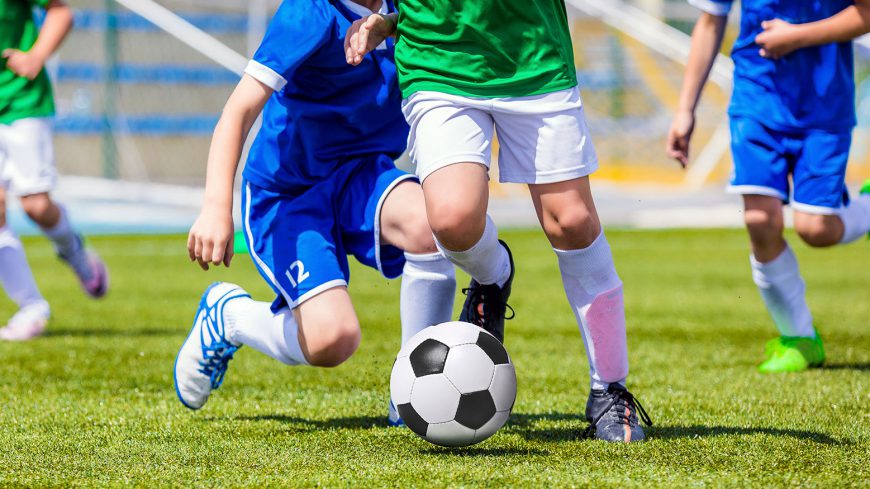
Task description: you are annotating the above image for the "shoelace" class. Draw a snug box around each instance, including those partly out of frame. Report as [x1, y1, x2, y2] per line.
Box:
[461, 284, 515, 329]
[199, 343, 239, 389]
[583, 388, 653, 438]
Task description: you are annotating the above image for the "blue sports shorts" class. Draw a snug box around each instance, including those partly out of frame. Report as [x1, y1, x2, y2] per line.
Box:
[728, 116, 852, 215]
[242, 155, 416, 311]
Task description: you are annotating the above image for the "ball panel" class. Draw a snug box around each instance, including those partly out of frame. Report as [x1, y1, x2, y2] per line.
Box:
[409, 339, 450, 377]
[489, 363, 517, 412]
[409, 374, 461, 424]
[476, 330, 511, 365]
[397, 403, 428, 437]
[425, 420, 477, 448]
[390, 356, 416, 405]
[454, 390, 497, 430]
[443, 344, 495, 393]
[474, 410, 510, 444]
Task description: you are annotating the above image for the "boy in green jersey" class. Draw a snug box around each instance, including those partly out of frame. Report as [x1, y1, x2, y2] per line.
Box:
[0, 0, 109, 341]
[346, 1, 652, 442]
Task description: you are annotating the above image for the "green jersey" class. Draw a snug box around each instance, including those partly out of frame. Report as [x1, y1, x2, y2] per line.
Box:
[0, 0, 54, 124]
[394, 0, 577, 99]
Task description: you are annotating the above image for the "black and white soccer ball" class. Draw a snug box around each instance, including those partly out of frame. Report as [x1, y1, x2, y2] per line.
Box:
[390, 321, 517, 447]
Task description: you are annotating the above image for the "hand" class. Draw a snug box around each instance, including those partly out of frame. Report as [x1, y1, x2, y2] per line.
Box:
[345, 13, 395, 66]
[666, 110, 696, 168]
[755, 19, 803, 59]
[187, 206, 234, 271]
[2, 49, 46, 80]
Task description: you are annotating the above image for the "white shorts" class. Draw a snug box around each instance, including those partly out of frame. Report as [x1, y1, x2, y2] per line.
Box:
[0, 117, 57, 196]
[402, 87, 599, 184]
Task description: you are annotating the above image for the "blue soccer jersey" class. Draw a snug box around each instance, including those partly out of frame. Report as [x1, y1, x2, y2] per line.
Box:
[242, 0, 408, 195]
[689, 0, 857, 132]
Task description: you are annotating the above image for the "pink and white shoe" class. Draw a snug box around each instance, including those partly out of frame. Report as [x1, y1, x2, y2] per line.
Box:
[0, 302, 50, 341]
[80, 251, 109, 298]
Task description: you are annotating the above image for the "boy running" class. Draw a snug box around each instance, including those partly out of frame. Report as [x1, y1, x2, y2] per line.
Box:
[347, 2, 652, 442]
[668, 0, 870, 372]
[173, 0, 456, 425]
[0, 0, 109, 341]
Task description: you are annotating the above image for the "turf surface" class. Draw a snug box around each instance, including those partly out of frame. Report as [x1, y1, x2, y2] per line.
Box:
[1, 230, 868, 487]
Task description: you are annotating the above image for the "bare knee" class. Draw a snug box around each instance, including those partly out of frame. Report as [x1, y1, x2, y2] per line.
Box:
[303, 320, 361, 367]
[795, 214, 841, 248]
[20, 194, 58, 226]
[540, 206, 599, 249]
[744, 208, 783, 246]
[402, 217, 438, 254]
[427, 201, 485, 251]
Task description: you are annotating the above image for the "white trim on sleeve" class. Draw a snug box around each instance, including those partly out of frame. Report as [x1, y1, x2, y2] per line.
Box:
[688, 0, 731, 16]
[245, 59, 288, 92]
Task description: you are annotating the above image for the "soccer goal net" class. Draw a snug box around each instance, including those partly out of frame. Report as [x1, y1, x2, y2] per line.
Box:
[42, 0, 870, 230]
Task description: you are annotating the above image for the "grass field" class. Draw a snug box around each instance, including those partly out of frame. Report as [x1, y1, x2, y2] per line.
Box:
[1, 229, 868, 487]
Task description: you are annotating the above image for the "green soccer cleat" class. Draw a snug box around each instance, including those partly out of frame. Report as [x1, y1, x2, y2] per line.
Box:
[758, 333, 825, 373]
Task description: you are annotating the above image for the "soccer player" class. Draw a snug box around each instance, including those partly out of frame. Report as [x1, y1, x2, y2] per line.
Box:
[0, 0, 109, 341]
[173, 0, 457, 425]
[668, 0, 870, 372]
[346, 3, 653, 442]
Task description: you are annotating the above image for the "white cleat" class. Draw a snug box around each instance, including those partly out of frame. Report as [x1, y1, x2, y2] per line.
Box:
[173, 282, 250, 410]
[0, 301, 50, 341]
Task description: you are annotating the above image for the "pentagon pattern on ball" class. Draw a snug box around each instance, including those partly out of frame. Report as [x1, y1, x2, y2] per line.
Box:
[396, 403, 428, 437]
[409, 339, 450, 377]
[396, 321, 482, 358]
[476, 330, 510, 365]
[390, 356, 416, 405]
[474, 410, 511, 443]
[426, 421, 476, 448]
[454, 390, 497, 430]
[489, 364, 517, 412]
[410, 374, 461, 424]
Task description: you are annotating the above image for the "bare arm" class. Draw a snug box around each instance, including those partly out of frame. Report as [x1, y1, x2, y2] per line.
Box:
[756, 0, 870, 59]
[3, 0, 74, 80]
[345, 12, 398, 66]
[666, 13, 728, 167]
[188, 74, 272, 270]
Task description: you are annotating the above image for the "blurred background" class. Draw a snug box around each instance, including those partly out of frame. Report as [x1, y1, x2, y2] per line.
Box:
[11, 0, 870, 232]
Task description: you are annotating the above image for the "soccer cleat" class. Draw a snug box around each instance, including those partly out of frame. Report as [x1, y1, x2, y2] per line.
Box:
[59, 236, 109, 298]
[458, 240, 515, 342]
[173, 282, 250, 410]
[584, 383, 652, 443]
[0, 301, 50, 341]
[758, 334, 825, 373]
[388, 400, 404, 427]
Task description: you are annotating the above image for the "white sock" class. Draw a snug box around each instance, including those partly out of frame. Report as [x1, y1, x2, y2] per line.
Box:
[0, 226, 46, 309]
[42, 206, 91, 280]
[750, 244, 815, 338]
[555, 232, 628, 391]
[401, 252, 456, 345]
[435, 215, 510, 287]
[224, 298, 309, 366]
[839, 193, 870, 244]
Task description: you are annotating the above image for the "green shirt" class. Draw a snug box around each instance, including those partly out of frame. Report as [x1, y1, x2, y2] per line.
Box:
[0, 0, 54, 124]
[395, 0, 578, 99]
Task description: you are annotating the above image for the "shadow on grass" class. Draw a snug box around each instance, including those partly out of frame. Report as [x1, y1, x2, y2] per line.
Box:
[506, 412, 842, 445]
[45, 328, 172, 338]
[419, 446, 548, 457]
[230, 414, 385, 430]
[821, 363, 870, 371]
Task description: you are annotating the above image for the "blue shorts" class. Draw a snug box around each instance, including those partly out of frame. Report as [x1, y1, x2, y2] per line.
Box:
[728, 117, 852, 215]
[242, 155, 416, 311]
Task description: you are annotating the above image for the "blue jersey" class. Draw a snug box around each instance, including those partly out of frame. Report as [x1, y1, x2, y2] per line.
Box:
[690, 0, 857, 132]
[242, 0, 408, 195]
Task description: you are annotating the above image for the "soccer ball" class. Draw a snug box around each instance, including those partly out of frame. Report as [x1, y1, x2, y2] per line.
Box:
[390, 321, 517, 447]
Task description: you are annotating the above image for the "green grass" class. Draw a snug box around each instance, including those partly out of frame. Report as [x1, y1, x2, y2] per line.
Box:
[1, 229, 868, 487]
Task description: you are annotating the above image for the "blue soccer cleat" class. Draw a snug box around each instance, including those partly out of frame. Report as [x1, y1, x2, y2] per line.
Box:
[173, 282, 250, 410]
[388, 400, 404, 427]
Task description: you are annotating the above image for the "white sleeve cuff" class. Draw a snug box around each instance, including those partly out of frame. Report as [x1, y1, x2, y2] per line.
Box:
[688, 0, 731, 16]
[245, 60, 288, 91]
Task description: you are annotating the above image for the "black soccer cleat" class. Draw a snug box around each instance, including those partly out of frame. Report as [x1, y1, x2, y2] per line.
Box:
[459, 239, 515, 343]
[584, 383, 652, 443]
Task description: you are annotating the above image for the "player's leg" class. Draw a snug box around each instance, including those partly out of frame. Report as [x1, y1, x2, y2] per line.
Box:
[174, 180, 360, 410]
[729, 117, 822, 373]
[0, 185, 50, 341]
[790, 130, 870, 246]
[404, 92, 513, 341]
[8, 118, 107, 298]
